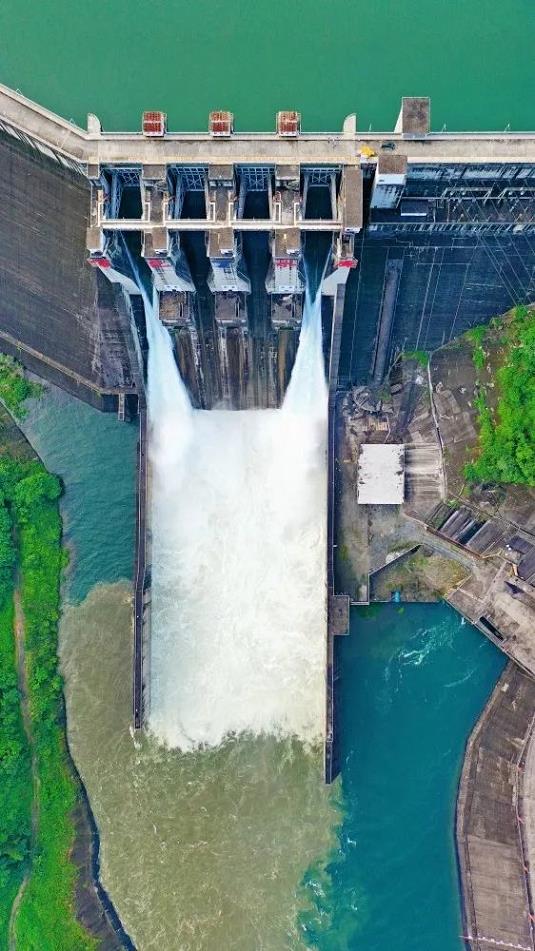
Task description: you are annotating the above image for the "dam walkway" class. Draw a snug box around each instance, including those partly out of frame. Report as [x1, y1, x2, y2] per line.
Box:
[2, 82, 535, 171]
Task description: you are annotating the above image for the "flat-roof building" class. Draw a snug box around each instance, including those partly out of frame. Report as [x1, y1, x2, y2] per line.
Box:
[357, 444, 405, 505]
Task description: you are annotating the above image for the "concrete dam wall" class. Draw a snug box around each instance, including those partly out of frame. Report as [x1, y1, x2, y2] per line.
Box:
[0, 129, 308, 412]
[340, 162, 535, 387]
[0, 133, 140, 412]
[1, 118, 534, 414]
[158, 228, 302, 410]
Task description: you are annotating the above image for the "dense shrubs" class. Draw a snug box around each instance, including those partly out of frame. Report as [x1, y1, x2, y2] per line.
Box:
[0, 356, 41, 419]
[0, 503, 32, 941]
[0, 456, 95, 948]
[0, 501, 15, 606]
[465, 306, 535, 486]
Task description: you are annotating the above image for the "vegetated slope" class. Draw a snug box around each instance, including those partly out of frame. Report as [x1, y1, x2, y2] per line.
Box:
[465, 305, 535, 486]
[0, 457, 96, 950]
[0, 356, 41, 421]
[0, 504, 32, 945]
[0, 356, 97, 949]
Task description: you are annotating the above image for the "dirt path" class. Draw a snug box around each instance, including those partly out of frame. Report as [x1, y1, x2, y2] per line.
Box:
[8, 588, 39, 951]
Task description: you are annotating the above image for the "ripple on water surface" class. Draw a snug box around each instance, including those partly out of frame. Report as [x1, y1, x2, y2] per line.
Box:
[23, 384, 506, 950]
[60, 587, 505, 951]
[301, 603, 505, 951]
[60, 583, 339, 951]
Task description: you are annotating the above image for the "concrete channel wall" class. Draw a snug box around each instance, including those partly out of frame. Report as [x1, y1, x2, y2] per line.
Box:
[325, 277, 350, 784]
[457, 662, 535, 951]
[325, 389, 339, 783]
[133, 403, 148, 729]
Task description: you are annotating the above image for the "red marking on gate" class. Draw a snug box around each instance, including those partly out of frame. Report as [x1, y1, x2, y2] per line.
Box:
[88, 257, 111, 268]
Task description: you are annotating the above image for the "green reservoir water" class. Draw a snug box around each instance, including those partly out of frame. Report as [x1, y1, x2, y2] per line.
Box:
[0, 0, 534, 132]
[3, 1, 532, 946]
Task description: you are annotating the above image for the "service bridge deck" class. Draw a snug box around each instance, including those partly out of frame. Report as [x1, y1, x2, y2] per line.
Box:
[1, 83, 535, 171]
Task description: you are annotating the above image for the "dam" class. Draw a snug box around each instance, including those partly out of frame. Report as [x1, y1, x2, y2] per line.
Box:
[1, 84, 534, 414]
[1, 85, 535, 782]
[1, 84, 534, 417]
[1, 78, 535, 949]
[1, 86, 535, 770]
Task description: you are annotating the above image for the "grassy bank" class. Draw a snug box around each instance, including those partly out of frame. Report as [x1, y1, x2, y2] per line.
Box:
[5, 460, 96, 949]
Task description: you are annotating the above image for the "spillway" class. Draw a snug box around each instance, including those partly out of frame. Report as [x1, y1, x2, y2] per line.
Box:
[144, 283, 328, 749]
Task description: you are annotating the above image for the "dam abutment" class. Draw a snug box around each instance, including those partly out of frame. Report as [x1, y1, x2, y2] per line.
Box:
[0, 129, 139, 414]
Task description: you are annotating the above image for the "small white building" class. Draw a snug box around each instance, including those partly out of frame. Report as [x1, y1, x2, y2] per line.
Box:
[357, 444, 405, 505]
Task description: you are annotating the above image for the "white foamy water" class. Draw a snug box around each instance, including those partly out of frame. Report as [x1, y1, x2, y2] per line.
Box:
[145, 285, 327, 750]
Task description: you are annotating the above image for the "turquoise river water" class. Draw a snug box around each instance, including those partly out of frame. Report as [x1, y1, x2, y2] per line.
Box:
[2, 1, 533, 946]
[20, 367, 505, 951]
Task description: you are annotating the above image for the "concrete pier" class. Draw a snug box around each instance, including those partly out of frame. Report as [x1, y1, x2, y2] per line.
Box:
[325, 271, 351, 783]
[133, 404, 148, 730]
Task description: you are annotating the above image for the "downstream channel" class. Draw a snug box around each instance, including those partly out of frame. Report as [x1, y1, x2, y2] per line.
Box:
[20, 378, 504, 949]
